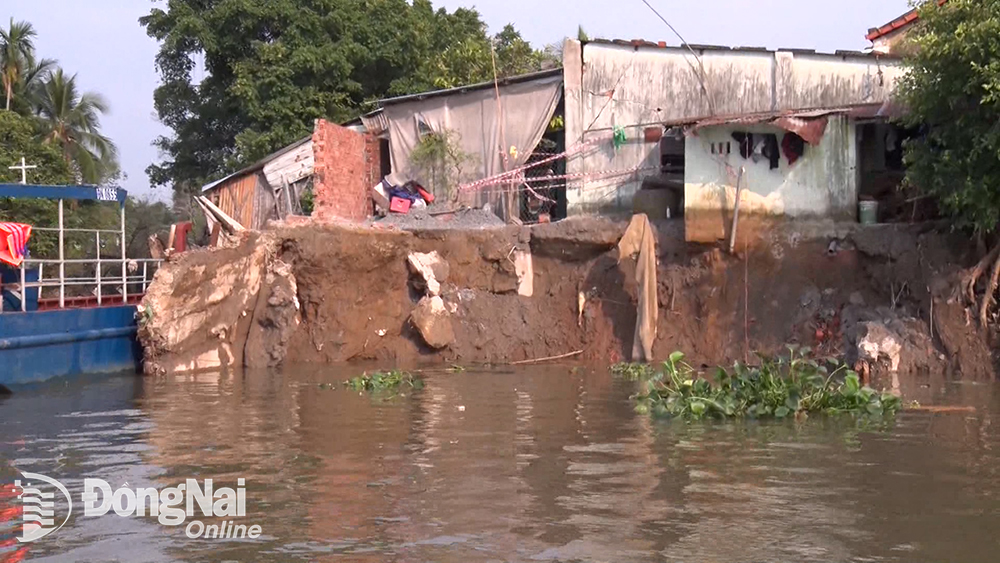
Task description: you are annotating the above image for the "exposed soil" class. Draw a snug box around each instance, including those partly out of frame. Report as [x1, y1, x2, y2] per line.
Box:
[140, 217, 996, 381]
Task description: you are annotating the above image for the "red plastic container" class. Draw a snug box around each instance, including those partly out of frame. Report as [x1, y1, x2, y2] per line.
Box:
[417, 187, 435, 203]
[389, 197, 411, 214]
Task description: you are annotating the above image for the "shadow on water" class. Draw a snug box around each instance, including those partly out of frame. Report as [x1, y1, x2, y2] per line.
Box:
[0, 366, 999, 562]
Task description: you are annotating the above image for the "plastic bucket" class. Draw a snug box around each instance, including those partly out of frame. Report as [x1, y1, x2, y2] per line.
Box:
[859, 200, 879, 225]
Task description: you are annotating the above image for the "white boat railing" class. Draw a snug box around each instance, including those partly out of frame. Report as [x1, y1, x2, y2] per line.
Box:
[3, 224, 163, 313]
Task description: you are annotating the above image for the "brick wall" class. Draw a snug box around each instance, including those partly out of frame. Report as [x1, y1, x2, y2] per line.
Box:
[311, 119, 381, 222]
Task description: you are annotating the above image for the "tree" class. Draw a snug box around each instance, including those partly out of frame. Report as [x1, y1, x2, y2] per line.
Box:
[141, 0, 548, 197]
[0, 18, 38, 111]
[0, 111, 74, 255]
[34, 68, 119, 184]
[9, 55, 56, 116]
[897, 0, 1000, 326]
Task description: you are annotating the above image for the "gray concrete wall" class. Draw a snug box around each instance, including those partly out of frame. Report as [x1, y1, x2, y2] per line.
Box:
[684, 117, 857, 243]
[563, 40, 901, 215]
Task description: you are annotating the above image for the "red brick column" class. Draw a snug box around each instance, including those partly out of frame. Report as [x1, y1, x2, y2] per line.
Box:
[311, 119, 381, 222]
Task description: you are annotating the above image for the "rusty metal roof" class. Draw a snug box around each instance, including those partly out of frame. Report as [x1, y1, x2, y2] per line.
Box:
[866, 0, 948, 42]
[378, 68, 562, 106]
[666, 102, 899, 144]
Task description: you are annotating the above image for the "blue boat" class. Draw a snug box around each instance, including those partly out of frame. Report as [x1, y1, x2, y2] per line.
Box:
[0, 183, 161, 389]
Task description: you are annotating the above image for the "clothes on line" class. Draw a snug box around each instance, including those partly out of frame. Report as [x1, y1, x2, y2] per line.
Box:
[732, 131, 800, 168]
[782, 132, 806, 165]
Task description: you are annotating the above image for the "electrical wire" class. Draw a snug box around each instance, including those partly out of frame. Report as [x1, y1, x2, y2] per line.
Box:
[638, 0, 717, 114]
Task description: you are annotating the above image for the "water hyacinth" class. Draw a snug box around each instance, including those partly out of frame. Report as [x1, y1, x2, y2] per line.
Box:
[631, 348, 902, 420]
[610, 362, 657, 381]
[344, 370, 424, 392]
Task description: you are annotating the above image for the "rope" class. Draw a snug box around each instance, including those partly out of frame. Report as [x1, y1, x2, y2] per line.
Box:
[457, 136, 607, 193]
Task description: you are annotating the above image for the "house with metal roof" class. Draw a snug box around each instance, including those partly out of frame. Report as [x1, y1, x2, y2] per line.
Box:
[561, 38, 904, 222]
[201, 118, 386, 229]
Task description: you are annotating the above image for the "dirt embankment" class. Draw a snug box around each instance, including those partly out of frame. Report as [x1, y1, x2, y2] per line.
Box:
[139, 218, 994, 380]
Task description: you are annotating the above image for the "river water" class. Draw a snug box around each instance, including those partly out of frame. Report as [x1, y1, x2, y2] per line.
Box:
[0, 366, 998, 562]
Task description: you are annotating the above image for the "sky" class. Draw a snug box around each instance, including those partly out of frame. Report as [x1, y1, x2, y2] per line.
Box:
[3, 0, 912, 201]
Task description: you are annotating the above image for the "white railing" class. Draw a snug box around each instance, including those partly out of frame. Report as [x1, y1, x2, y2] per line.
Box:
[3, 223, 163, 313]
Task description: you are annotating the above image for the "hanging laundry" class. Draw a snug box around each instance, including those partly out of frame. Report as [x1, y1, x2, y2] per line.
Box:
[750, 138, 766, 164]
[762, 134, 780, 169]
[0, 223, 31, 267]
[613, 126, 628, 151]
[781, 133, 805, 165]
[731, 132, 753, 159]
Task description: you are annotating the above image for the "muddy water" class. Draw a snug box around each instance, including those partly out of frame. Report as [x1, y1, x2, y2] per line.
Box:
[1, 367, 999, 563]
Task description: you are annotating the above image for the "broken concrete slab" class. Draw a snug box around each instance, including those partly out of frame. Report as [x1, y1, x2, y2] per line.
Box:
[408, 251, 450, 297]
[857, 322, 902, 372]
[514, 250, 533, 297]
[410, 296, 455, 349]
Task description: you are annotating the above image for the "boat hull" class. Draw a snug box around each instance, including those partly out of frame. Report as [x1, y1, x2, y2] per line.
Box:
[0, 306, 140, 387]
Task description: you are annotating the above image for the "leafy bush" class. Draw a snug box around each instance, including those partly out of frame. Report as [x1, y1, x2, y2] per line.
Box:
[344, 370, 423, 392]
[632, 349, 901, 420]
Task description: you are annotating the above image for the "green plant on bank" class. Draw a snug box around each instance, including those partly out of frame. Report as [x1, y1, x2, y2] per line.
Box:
[299, 185, 314, 216]
[344, 370, 424, 392]
[610, 362, 657, 381]
[409, 129, 475, 203]
[631, 348, 902, 420]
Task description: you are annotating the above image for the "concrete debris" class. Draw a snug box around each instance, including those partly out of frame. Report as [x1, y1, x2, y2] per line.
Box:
[857, 322, 902, 372]
[407, 251, 450, 297]
[514, 250, 534, 297]
[371, 206, 505, 231]
[410, 296, 455, 349]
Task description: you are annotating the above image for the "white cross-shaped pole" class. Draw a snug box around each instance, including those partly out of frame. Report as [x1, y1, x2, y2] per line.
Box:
[8, 157, 37, 184]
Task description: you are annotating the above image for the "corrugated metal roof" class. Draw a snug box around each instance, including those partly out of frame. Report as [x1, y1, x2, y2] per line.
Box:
[359, 109, 388, 135]
[585, 38, 897, 59]
[378, 68, 563, 106]
[202, 135, 311, 193]
[866, 0, 948, 42]
[665, 102, 898, 143]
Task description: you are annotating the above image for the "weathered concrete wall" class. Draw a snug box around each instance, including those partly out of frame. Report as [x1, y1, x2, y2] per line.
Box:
[563, 40, 901, 214]
[684, 116, 857, 243]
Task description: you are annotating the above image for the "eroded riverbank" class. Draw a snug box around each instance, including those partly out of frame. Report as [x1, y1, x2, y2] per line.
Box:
[138, 217, 994, 380]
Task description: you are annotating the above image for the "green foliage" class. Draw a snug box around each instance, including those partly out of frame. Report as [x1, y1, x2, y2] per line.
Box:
[1, 18, 118, 184]
[409, 129, 476, 202]
[610, 362, 656, 381]
[0, 112, 172, 261]
[140, 0, 549, 196]
[632, 349, 902, 421]
[299, 185, 314, 216]
[35, 69, 119, 184]
[898, 0, 1000, 233]
[344, 370, 423, 392]
[0, 18, 37, 111]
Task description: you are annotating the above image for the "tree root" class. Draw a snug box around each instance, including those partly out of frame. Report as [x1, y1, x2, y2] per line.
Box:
[961, 244, 1000, 328]
[963, 245, 1000, 306]
[982, 249, 1000, 327]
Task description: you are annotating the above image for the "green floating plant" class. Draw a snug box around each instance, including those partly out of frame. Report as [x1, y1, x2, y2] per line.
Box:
[344, 370, 424, 393]
[630, 347, 902, 421]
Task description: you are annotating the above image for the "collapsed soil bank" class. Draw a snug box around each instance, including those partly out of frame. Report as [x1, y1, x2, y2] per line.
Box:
[138, 217, 994, 380]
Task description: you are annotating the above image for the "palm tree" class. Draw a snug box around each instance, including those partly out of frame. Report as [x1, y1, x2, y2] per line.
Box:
[35, 69, 119, 184]
[9, 56, 55, 115]
[0, 18, 38, 111]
